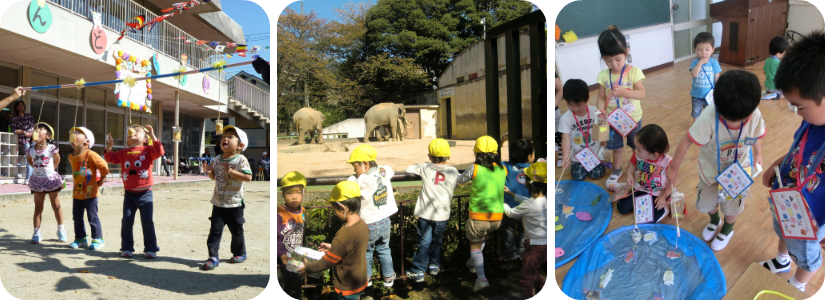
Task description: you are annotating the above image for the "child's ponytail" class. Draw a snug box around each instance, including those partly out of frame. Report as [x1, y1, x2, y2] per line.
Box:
[597, 25, 629, 58]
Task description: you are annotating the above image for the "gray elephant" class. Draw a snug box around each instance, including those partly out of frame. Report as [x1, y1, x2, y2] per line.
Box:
[293, 107, 325, 145]
[364, 103, 408, 142]
[378, 119, 411, 141]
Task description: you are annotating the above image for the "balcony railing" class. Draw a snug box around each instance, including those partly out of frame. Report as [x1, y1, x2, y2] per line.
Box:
[48, 0, 226, 81]
[228, 76, 270, 118]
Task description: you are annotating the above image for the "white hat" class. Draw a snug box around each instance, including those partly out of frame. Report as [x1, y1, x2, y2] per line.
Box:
[262, 151, 268, 156]
[69, 127, 95, 146]
[222, 125, 248, 152]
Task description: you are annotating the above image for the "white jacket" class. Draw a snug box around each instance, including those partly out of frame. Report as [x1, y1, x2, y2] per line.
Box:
[347, 165, 398, 224]
[503, 196, 547, 245]
[405, 163, 459, 222]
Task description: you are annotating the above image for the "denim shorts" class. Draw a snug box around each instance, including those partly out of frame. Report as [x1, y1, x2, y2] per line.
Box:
[606, 119, 642, 150]
[770, 197, 825, 272]
[691, 97, 708, 119]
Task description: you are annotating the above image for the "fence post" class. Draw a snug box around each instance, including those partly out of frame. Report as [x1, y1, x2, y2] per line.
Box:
[399, 201, 405, 282]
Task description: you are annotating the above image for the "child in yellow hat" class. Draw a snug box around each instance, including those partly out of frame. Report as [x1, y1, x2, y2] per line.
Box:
[298, 181, 369, 300]
[502, 162, 547, 298]
[278, 171, 307, 299]
[404, 138, 460, 281]
[456, 136, 508, 292]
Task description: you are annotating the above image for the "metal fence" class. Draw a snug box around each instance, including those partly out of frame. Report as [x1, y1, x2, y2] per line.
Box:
[228, 76, 270, 118]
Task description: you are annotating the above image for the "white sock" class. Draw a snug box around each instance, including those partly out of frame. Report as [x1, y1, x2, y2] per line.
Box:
[57, 224, 65, 232]
[776, 252, 790, 265]
[33, 228, 40, 235]
[790, 276, 806, 292]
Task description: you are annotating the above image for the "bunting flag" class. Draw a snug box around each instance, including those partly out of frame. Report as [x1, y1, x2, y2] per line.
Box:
[184, 40, 192, 44]
[235, 45, 247, 53]
[215, 45, 225, 53]
[160, 0, 201, 13]
[126, 15, 146, 28]
[209, 41, 219, 47]
[238, 52, 247, 57]
[196, 40, 209, 45]
[226, 54, 233, 58]
[226, 42, 237, 48]
[250, 46, 261, 53]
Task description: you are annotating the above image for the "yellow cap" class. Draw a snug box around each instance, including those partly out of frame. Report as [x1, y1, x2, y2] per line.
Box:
[280, 171, 307, 190]
[428, 138, 451, 157]
[346, 145, 377, 163]
[34, 122, 54, 137]
[473, 136, 498, 153]
[330, 181, 361, 202]
[524, 162, 547, 183]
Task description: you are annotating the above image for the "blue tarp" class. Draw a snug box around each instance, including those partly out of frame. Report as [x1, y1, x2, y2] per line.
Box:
[554, 180, 612, 268]
[562, 224, 726, 300]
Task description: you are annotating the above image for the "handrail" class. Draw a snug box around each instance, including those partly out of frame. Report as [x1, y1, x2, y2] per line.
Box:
[228, 76, 270, 118]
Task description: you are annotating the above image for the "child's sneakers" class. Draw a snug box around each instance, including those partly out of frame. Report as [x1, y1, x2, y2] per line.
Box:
[145, 252, 157, 259]
[57, 230, 67, 242]
[383, 272, 396, 288]
[120, 251, 132, 257]
[760, 258, 791, 274]
[406, 271, 425, 282]
[202, 257, 219, 270]
[230, 253, 246, 263]
[90, 238, 105, 250]
[69, 236, 89, 249]
[31, 233, 42, 244]
[428, 264, 440, 276]
[711, 230, 734, 251]
[702, 219, 721, 242]
[473, 279, 490, 292]
[605, 172, 622, 190]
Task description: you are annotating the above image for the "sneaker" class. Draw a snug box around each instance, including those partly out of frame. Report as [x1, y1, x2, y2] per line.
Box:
[466, 258, 475, 273]
[120, 251, 132, 257]
[556, 156, 563, 168]
[367, 281, 372, 287]
[31, 233, 41, 244]
[702, 219, 721, 242]
[473, 279, 490, 292]
[22, 179, 28, 185]
[230, 253, 246, 263]
[89, 238, 105, 250]
[605, 172, 622, 190]
[428, 264, 440, 276]
[57, 230, 67, 242]
[762, 92, 778, 100]
[711, 230, 734, 251]
[789, 279, 806, 292]
[201, 257, 219, 270]
[760, 258, 791, 274]
[145, 252, 157, 259]
[383, 272, 396, 288]
[69, 237, 89, 249]
[406, 271, 425, 282]
[502, 253, 521, 262]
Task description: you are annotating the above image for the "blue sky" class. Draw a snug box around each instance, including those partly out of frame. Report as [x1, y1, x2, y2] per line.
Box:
[284, 0, 353, 23]
[220, 0, 273, 77]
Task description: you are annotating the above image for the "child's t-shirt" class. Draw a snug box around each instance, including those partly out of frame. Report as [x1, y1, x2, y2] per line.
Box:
[558, 105, 601, 163]
[776, 121, 825, 227]
[276, 205, 305, 268]
[69, 150, 109, 200]
[597, 65, 645, 122]
[688, 104, 766, 185]
[457, 164, 508, 221]
[27, 143, 62, 192]
[405, 163, 459, 222]
[210, 154, 253, 208]
[630, 153, 672, 196]
[503, 196, 547, 245]
[764, 56, 780, 91]
[689, 58, 723, 98]
[348, 165, 398, 224]
[304, 219, 369, 296]
[502, 161, 531, 208]
[104, 143, 164, 192]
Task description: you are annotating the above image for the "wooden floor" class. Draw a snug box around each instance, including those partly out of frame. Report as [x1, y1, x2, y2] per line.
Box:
[553, 58, 825, 297]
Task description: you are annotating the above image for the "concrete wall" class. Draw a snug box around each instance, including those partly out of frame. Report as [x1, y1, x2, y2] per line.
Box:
[323, 118, 366, 138]
[420, 108, 437, 140]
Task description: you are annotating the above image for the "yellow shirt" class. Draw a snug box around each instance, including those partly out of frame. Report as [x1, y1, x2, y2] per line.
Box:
[597, 65, 645, 122]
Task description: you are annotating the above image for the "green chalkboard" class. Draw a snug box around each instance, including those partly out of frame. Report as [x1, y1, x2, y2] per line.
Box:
[555, 0, 670, 40]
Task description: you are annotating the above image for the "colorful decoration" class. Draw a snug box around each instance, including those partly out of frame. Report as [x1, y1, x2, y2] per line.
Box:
[203, 75, 210, 94]
[598, 268, 614, 289]
[562, 205, 574, 218]
[576, 212, 592, 222]
[632, 228, 641, 244]
[590, 195, 601, 206]
[663, 268, 674, 286]
[74, 79, 85, 89]
[621, 246, 637, 264]
[555, 24, 561, 41]
[113, 50, 152, 113]
[555, 247, 564, 258]
[644, 231, 658, 245]
[126, 15, 146, 29]
[666, 250, 681, 259]
[652, 292, 664, 300]
[90, 10, 107, 54]
[28, 0, 53, 34]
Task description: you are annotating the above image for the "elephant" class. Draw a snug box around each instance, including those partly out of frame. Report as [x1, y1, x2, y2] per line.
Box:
[293, 107, 325, 145]
[364, 103, 408, 142]
[378, 119, 411, 141]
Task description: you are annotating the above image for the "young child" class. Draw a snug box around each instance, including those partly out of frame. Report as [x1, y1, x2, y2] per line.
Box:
[560, 79, 604, 181]
[104, 124, 163, 258]
[689, 32, 722, 120]
[298, 181, 369, 300]
[277, 171, 307, 299]
[763, 36, 790, 100]
[500, 139, 535, 261]
[596, 25, 647, 190]
[202, 126, 253, 270]
[503, 162, 547, 299]
[457, 136, 508, 292]
[615, 124, 673, 223]
[67, 127, 109, 249]
[404, 138, 459, 282]
[27, 122, 65, 244]
[668, 69, 765, 251]
[758, 31, 825, 292]
[346, 145, 398, 287]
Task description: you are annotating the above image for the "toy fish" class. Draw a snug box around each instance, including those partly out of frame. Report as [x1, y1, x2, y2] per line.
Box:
[555, 247, 564, 258]
[555, 224, 564, 231]
[599, 268, 614, 289]
[644, 232, 658, 245]
[563, 205, 575, 218]
[666, 250, 681, 259]
[652, 292, 664, 300]
[591, 195, 601, 206]
[632, 228, 642, 244]
[584, 289, 604, 300]
[555, 216, 559, 222]
[621, 246, 637, 264]
[663, 268, 674, 286]
[576, 212, 593, 222]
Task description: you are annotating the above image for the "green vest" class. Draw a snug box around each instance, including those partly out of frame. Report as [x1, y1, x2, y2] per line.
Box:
[469, 164, 507, 221]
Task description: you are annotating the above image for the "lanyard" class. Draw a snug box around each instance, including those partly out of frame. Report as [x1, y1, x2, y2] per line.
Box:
[609, 64, 627, 108]
[779, 123, 825, 188]
[701, 60, 715, 90]
[572, 106, 591, 150]
[715, 113, 745, 173]
[639, 155, 663, 191]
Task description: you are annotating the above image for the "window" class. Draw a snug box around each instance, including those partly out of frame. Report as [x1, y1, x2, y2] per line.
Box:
[30, 99, 57, 129]
[0, 65, 19, 87]
[59, 78, 79, 100]
[86, 108, 105, 147]
[107, 113, 124, 147]
[107, 90, 120, 108]
[87, 88, 106, 107]
[31, 73, 58, 97]
[456, 76, 465, 83]
[57, 144, 74, 176]
[58, 103, 84, 142]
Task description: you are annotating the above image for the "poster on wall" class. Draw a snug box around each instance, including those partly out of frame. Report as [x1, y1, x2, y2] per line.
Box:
[90, 10, 107, 54]
[28, 0, 52, 34]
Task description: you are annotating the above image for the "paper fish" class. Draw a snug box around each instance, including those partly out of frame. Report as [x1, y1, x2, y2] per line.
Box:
[644, 232, 658, 245]
[599, 268, 614, 289]
[563, 205, 574, 218]
[632, 228, 642, 244]
[555, 224, 564, 231]
[555, 247, 564, 258]
[576, 212, 593, 222]
[652, 292, 664, 300]
[663, 268, 674, 286]
[621, 246, 637, 264]
[585, 290, 604, 300]
[126, 15, 146, 29]
[590, 195, 601, 206]
[666, 250, 681, 259]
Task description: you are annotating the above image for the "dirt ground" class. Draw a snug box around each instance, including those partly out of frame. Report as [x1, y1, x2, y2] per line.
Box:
[276, 140, 510, 178]
[0, 182, 270, 299]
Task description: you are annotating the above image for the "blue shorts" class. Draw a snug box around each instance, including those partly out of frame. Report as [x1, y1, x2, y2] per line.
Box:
[770, 197, 825, 272]
[606, 119, 642, 150]
[691, 97, 707, 119]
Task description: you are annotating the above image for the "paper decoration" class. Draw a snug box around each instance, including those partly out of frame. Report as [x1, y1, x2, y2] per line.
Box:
[574, 147, 601, 172]
[607, 108, 638, 137]
[151, 53, 161, 76]
[235, 45, 248, 53]
[196, 40, 208, 45]
[203, 75, 210, 94]
[705, 89, 714, 105]
[113, 50, 152, 113]
[251, 45, 262, 53]
[126, 15, 146, 28]
[238, 52, 247, 58]
[226, 42, 237, 47]
[215, 45, 225, 53]
[90, 10, 107, 54]
[28, 0, 52, 34]
[634, 194, 654, 223]
[772, 188, 817, 240]
[715, 163, 753, 199]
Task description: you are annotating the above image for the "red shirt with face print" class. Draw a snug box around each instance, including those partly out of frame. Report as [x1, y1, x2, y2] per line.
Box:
[104, 143, 164, 192]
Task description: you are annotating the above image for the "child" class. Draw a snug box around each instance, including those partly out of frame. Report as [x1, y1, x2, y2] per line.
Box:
[27, 122, 65, 244]
[67, 127, 109, 249]
[668, 69, 765, 251]
[500, 139, 535, 261]
[503, 162, 547, 299]
[202, 126, 253, 270]
[616, 124, 673, 223]
[596, 25, 647, 190]
[560, 79, 604, 181]
[555, 72, 563, 167]
[277, 171, 307, 299]
[404, 138, 459, 282]
[346, 145, 398, 287]
[763, 36, 790, 100]
[104, 124, 163, 258]
[298, 181, 369, 300]
[758, 31, 825, 293]
[456, 136, 508, 292]
[689, 32, 723, 120]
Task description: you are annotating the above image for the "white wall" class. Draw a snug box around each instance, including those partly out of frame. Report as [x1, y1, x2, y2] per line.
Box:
[789, 0, 825, 36]
[555, 23, 674, 86]
[323, 118, 365, 138]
